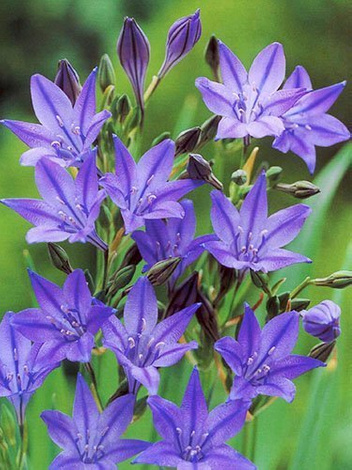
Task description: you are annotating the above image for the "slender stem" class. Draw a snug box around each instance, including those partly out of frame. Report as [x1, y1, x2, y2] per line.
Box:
[250, 417, 258, 462]
[85, 362, 104, 412]
[18, 419, 27, 470]
[290, 276, 311, 299]
[102, 248, 110, 292]
[144, 75, 161, 103]
[242, 422, 250, 457]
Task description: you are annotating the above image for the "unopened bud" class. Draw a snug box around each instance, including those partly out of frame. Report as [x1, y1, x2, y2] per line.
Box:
[278, 291, 290, 311]
[119, 243, 142, 269]
[250, 270, 271, 295]
[152, 131, 171, 147]
[54, 59, 81, 105]
[312, 271, 352, 289]
[266, 166, 283, 185]
[147, 257, 181, 286]
[165, 272, 199, 317]
[205, 35, 220, 81]
[196, 288, 220, 342]
[98, 54, 116, 92]
[214, 266, 237, 306]
[109, 265, 136, 297]
[114, 94, 132, 124]
[231, 169, 247, 186]
[198, 115, 221, 147]
[175, 127, 201, 156]
[47, 243, 73, 275]
[275, 181, 320, 199]
[187, 154, 223, 190]
[309, 341, 336, 362]
[290, 298, 311, 312]
[266, 296, 280, 320]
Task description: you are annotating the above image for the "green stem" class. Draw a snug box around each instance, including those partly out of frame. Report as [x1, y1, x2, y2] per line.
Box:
[250, 417, 258, 462]
[85, 362, 104, 412]
[242, 422, 250, 457]
[144, 75, 161, 103]
[18, 420, 27, 470]
[290, 276, 311, 299]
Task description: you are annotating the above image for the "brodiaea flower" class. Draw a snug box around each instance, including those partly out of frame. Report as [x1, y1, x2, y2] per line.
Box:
[0, 313, 59, 425]
[134, 367, 255, 469]
[42, 374, 150, 469]
[1, 68, 110, 167]
[11, 269, 115, 363]
[100, 136, 203, 233]
[272, 65, 349, 173]
[1, 152, 107, 250]
[196, 42, 304, 140]
[302, 300, 341, 343]
[102, 277, 199, 395]
[204, 171, 311, 273]
[215, 304, 324, 402]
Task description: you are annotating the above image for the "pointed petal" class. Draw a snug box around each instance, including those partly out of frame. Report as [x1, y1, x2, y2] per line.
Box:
[121, 209, 145, 233]
[130, 365, 160, 395]
[238, 304, 262, 359]
[218, 41, 247, 93]
[73, 68, 97, 135]
[266, 204, 311, 248]
[147, 394, 182, 441]
[86, 305, 115, 334]
[41, 410, 77, 451]
[100, 172, 128, 209]
[153, 341, 198, 367]
[305, 114, 350, 147]
[180, 368, 208, 436]
[167, 199, 196, 246]
[210, 190, 240, 243]
[84, 109, 111, 148]
[204, 240, 247, 270]
[239, 171, 267, 238]
[124, 277, 158, 334]
[35, 159, 75, 205]
[207, 400, 249, 444]
[1, 119, 56, 148]
[230, 375, 257, 401]
[288, 81, 346, 116]
[20, 148, 56, 166]
[272, 130, 317, 173]
[112, 135, 137, 196]
[63, 269, 91, 317]
[10, 308, 61, 342]
[137, 139, 175, 189]
[247, 116, 284, 138]
[143, 201, 185, 220]
[258, 248, 311, 272]
[0, 198, 60, 227]
[272, 355, 324, 380]
[73, 374, 100, 433]
[99, 394, 135, 441]
[214, 337, 243, 375]
[102, 316, 128, 352]
[216, 117, 249, 139]
[133, 440, 182, 467]
[152, 303, 200, 345]
[263, 89, 305, 117]
[66, 333, 94, 363]
[28, 270, 64, 316]
[49, 452, 84, 470]
[195, 77, 235, 116]
[154, 179, 203, 205]
[105, 438, 151, 462]
[204, 445, 256, 470]
[257, 376, 296, 402]
[260, 311, 300, 361]
[75, 151, 99, 210]
[284, 65, 312, 90]
[248, 42, 285, 94]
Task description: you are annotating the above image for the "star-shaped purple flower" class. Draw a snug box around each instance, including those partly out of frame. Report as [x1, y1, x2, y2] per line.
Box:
[204, 171, 311, 273]
[134, 367, 255, 469]
[272, 65, 350, 173]
[132, 199, 216, 285]
[1, 68, 111, 167]
[11, 269, 115, 364]
[1, 152, 107, 250]
[0, 312, 59, 425]
[215, 304, 324, 403]
[100, 136, 203, 233]
[196, 41, 304, 140]
[102, 277, 200, 395]
[42, 374, 150, 469]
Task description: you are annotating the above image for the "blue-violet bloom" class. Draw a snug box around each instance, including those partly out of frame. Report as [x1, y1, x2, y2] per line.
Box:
[204, 171, 311, 273]
[302, 300, 341, 343]
[100, 136, 203, 233]
[102, 277, 200, 395]
[196, 42, 304, 140]
[11, 269, 115, 363]
[134, 367, 255, 469]
[273, 65, 350, 173]
[1, 153, 107, 250]
[215, 304, 324, 402]
[0, 312, 59, 425]
[42, 373, 150, 469]
[1, 68, 110, 167]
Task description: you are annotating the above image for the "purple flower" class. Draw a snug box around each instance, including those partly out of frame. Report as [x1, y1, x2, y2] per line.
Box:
[132, 199, 215, 285]
[1, 68, 110, 167]
[0, 312, 59, 425]
[272, 65, 350, 173]
[1, 153, 107, 250]
[11, 269, 115, 364]
[102, 277, 199, 395]
[54, 59, 82, 106]
[134, 367, 255, 469]
[204, 171, 311, 273]
[215, 305, 324, 403]
[100, 136, 203, 233]
[196, 42, 304, 140]
[158, 10, 202, 79]
[302, 300, 341, 343]
[117, 17, 150, 113]
[42, 374, 150, 469]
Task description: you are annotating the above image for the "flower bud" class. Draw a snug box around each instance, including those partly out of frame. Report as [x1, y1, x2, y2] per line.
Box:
[187, 153, 223, 190]
[112, 94, 132, 124]
[250, 270, 271, 295]
[119, 243, 142, 269]
[231, 169, 247, 186]
[196, 287, 220, 342]
[266, 295, 280, 320]
[312, 270, 352, 289]
[147, 257, 181, 286]
[117, 17, 150, 112]
[165, 272, 199, 318]
[98, 54, 116, 92]
[47, 243, 73, 275]
[205, 35, 220, 81]
[108, 265, 136, 297]
[175, 127, 201, 156]
[266, 166, 283, 185]
[275, 181, 320, 199]
[54, 59, 81, 105]
[309, 341, 336, 362]
[198, 115, 221, 147]
[214, 266, 237, 305]
[302, 300, 341, 343]
[290, 298, 310, 312]
[152, 131, 171, 147]
[278, 291, 290, 311]
[158, 9, 201, 79]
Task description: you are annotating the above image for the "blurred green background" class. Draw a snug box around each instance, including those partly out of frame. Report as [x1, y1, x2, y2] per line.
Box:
[0, 0, 351, 469]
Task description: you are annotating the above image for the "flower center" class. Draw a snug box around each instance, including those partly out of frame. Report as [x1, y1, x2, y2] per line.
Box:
[76, 426, 109, 464]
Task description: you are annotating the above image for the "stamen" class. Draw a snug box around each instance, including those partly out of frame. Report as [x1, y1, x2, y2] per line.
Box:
[55, 115, 64, 127]
[268, 346, 276, 355]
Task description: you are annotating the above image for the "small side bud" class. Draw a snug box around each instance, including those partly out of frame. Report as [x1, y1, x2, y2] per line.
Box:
[165, 272, 199, 318]
[231, 169, 247, 186]
[98, 54, 116, 92]
[113, 94, 132, 124]
[309, 341, 336, 362]
[47, 243, 73, 275]
[152, 131, 171, 147]
[196, 288, 220, 342]
[119, 243, 142, 269]
[290, 298, 311, 312]
[187, 153, 223, 190]
[250, 270, 271, 295]
[278, 291, 290, 311]
[198, 115, 221, 147]
[175, 127, 201, 156]
[266, 296, 280, 320]
[109, 265, 136, 297]
[147, 257, 181, 286]
[311, 270, 352, 289]
[54, 59, 81, 105]
[205, 35, 220, 81]
[275, 181, 320, 199]
[214, 266, 237, 305]
[266, 166, 283, 185]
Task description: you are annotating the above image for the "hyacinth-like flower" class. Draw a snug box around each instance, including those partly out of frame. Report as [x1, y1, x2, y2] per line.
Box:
[132, 199, 215, 284]
[134, 367, 255, 469]
[54, 58, 82, 106]
[1, 153, 107, 250]
[204, 171, 311, 273]
[215, 305, 324, 403]
[42, 374, 150, 469]
[302, 300, 341, 343]
[196, 42, 305, 140]
[11, 270, 115, 363]
[0, 313, 59, 425]
[117, 17, 150, 112]
[1, 68, 110, 167]
[273, 65, 350, 173]
[100, 136, 203, 233]
[158, 10, 202, 79]
[102, 277, 199, 395]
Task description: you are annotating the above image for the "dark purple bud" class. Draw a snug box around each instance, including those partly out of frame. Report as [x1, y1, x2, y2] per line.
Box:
[147, 257, 181, 286]
[165, 272, 199, 318]
[187, 154, 223, 190]
[275, 181, 320, 199]
[54, 59, 81, 105]
[302, 300, 341, 343]
[117, 17, 150, 112]
[175, 127, 201, 156]
[158, 9, 202, 79]
[309, 341, 336, 362]
[204, 35, 220, 81]
[290, 298, 311, 312]
[47, 243, 73, 275]
[196, 288, 220, 342]
[119, 243, 142, 269]
[198, 115, 221, 147]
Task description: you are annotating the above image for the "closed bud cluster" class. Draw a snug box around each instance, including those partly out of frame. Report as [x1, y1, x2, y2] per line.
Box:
[312, 270, 352, 289]
[187, 153, 223, 190]
[47, 243, 73, 275]
[231, 169, 247, 186]
[275, 181, 320, 199]
[175, 127, 201, 156]
[98, 54, 116, 92]
[147, 257, 181, 286]
[54, 59, 81, 105]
